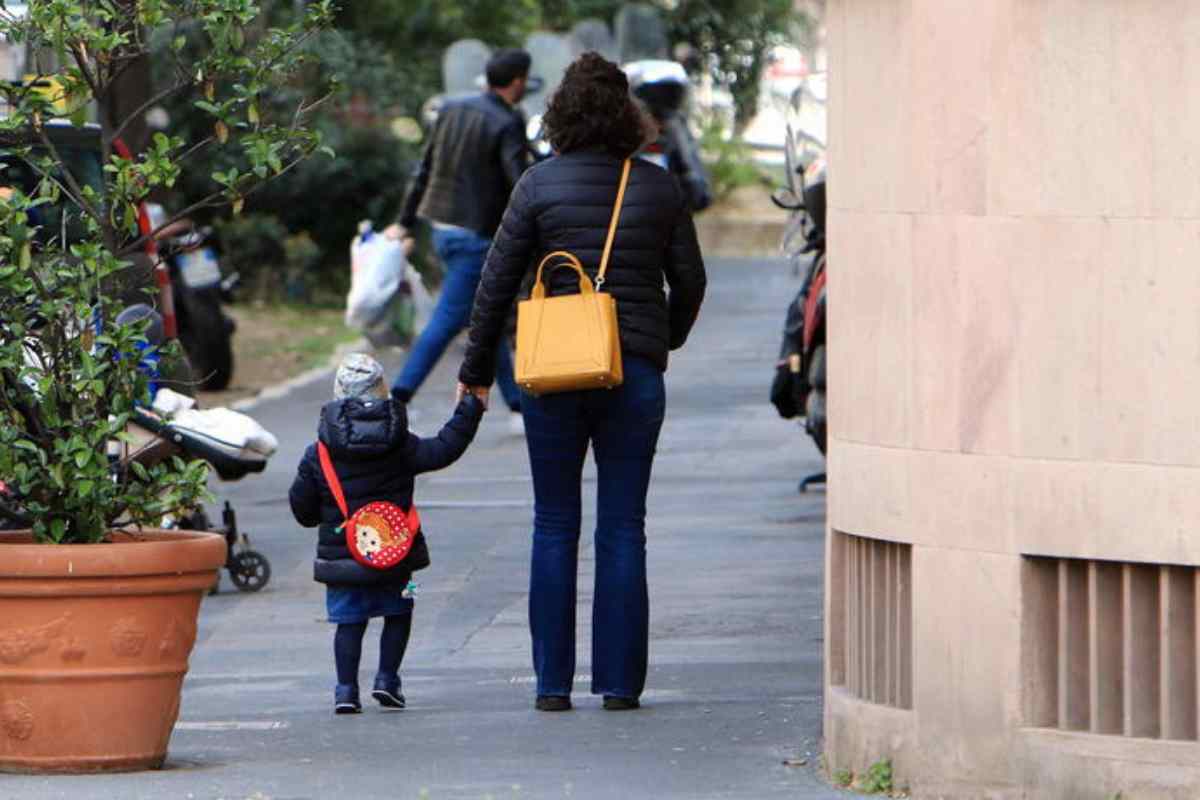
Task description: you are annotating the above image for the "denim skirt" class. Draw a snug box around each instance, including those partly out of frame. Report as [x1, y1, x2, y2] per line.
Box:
[326, 585, 413, 624]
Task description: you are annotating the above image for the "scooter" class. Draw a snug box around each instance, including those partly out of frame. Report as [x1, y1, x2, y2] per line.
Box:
[143, 203, 239, 392]
[625, 59, 712, 212]
[770, 153, 827, 493]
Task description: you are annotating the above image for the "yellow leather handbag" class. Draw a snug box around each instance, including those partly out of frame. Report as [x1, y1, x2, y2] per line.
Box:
[515, 159, 630, 396]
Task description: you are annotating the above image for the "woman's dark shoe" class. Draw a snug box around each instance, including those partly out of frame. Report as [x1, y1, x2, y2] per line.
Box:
[335, 684, 362, 715]
[602, 696, 640, 711]
[371, 675, 406, 709]
[535, 695, 572, 712]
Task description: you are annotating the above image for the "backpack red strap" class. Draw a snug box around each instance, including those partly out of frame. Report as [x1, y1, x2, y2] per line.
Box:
[316, 442, 350, 521]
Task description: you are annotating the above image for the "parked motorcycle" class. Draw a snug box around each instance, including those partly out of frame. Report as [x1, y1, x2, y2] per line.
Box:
[771, 151, 827, 492]
[624, 57, 712, 212]
[143, 203, 238, 392]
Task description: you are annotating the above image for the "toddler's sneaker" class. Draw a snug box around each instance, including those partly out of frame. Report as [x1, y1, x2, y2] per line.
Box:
[372, 675, 406, 709]
[335, 684, 361, 715]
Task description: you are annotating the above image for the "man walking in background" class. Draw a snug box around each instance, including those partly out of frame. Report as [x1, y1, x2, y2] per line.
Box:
[387, 49, 532, 433]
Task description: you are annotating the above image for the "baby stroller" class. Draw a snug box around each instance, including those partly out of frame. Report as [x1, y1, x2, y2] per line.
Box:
[113, 305, 276, 593]
[123, 403, 273, 593]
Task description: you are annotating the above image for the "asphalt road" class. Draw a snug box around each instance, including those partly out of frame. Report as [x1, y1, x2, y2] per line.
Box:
[10, 256, 844, 800]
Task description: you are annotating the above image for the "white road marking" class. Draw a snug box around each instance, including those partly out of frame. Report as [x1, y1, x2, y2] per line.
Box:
[176, 721, 289, 731]
[425, 476, 533, 485]
[420, 500, 532, 508]
[186, 670, 317, 681]
[187, 671, 441, 683]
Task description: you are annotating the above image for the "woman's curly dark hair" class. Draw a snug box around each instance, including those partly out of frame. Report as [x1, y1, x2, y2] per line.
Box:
[543, 52, 646, 158]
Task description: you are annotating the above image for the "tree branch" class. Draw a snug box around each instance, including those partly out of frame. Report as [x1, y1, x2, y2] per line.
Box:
[107, 79, 194, 146]
[115, 191, 228, 257]
[292, 87, 337, 127]
[0, 367, 48, 444]
[102, 51, 144, 94]
[32, 121, 105, 231]
[69, 42, 102, 101]
[176, 134, 215, 166]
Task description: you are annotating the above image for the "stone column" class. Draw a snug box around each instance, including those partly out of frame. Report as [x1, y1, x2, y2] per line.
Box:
[824, 1, 1200, 796]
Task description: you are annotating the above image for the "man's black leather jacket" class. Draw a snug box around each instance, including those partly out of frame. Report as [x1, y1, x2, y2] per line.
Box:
[398, 92, 528, 238]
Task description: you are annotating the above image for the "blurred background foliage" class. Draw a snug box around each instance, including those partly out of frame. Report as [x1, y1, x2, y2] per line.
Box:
[153, 0, 803, 302]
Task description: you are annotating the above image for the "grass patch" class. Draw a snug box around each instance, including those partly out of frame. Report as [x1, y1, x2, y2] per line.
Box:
[829, 758, 904, 796]
[858, 759, 894, 794]
[699, 122, 773, 203]
[239, 304, 362, 371]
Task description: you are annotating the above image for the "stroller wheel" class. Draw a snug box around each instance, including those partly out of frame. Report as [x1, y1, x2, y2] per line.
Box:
[229, 550, 271, 592]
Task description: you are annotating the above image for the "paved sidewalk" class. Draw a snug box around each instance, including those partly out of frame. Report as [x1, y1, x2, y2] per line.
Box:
[11, 257, 845, 800]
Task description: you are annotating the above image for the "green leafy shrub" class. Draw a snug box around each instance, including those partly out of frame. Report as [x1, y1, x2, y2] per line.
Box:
[699, 121, 771, 203]
[859, 759, 894, 794]
[0, 0, 334, 544]
[161, 25, 416, 299]
[246, 125, 412, 288]
[214, 212, 288, 300]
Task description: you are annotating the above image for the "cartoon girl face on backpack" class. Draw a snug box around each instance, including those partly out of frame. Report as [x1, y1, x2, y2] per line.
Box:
[355, 524, 384, 559]
[354, 511, 394, 561]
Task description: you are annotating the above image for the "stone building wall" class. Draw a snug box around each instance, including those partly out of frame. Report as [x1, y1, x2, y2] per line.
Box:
[825, 2, 1200, 796]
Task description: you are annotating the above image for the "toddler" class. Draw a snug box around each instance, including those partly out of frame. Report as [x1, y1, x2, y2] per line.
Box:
[289, 354, 483, 713]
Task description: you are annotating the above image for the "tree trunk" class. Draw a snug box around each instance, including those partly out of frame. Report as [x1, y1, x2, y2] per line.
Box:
[101, 0, 152, 154]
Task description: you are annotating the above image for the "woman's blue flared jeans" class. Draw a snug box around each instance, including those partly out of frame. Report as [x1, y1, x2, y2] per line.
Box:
[521, 356, 665, 699]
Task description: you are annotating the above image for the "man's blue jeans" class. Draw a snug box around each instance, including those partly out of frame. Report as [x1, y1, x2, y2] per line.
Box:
[521, 356, 666, 700]
[392, 227, 520, 410]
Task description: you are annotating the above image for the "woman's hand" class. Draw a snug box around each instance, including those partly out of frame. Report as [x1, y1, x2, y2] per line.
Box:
[384, 223, 416, 256]
[456, 382, 491, 410]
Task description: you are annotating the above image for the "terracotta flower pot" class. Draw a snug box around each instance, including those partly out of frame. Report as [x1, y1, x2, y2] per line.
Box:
[0, 529, 226, 773]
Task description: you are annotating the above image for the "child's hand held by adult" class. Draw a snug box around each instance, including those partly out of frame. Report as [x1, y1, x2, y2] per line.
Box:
[456, 382, 491, 410]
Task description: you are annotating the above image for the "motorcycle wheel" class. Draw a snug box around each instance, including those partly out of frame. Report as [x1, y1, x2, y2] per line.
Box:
[177, 287, 235, 391]
[805, 343, 827, 455]
[229, 550, 271, 592]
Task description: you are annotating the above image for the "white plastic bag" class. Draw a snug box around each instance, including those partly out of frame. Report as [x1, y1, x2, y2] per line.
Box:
[345, 221, 406, 330]
[345, 221, 434, 348]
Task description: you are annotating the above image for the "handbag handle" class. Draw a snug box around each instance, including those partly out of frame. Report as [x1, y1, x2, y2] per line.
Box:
[531, 251, 593, 299]
[529, 158, 631, 298]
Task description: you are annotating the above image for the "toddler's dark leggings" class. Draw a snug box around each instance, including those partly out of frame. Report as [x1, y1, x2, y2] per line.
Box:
[333, 612, 412, 686]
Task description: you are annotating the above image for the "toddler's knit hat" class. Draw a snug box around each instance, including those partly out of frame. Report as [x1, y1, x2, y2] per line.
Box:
[334, 353, 387, 400]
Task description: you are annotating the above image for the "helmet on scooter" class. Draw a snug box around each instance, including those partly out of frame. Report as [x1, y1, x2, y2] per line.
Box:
[624, 60, 689, 120]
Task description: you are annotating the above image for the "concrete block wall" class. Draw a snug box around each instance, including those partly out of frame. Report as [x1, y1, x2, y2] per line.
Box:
[824, 1, 1200, 796]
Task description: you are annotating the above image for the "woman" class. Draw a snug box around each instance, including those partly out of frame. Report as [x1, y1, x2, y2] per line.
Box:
[457, 52, 706, 712]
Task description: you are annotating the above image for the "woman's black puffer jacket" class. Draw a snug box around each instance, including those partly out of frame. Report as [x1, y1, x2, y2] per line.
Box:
[288, 395, 483, 587]
[459, 149, 706, 387]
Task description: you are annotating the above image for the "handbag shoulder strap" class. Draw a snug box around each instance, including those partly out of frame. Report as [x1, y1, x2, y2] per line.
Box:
[595, 158, 632, 288]
[316, 442, 350, 521]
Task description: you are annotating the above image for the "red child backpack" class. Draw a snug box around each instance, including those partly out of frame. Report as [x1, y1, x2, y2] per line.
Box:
[317, 442, 422, 570]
